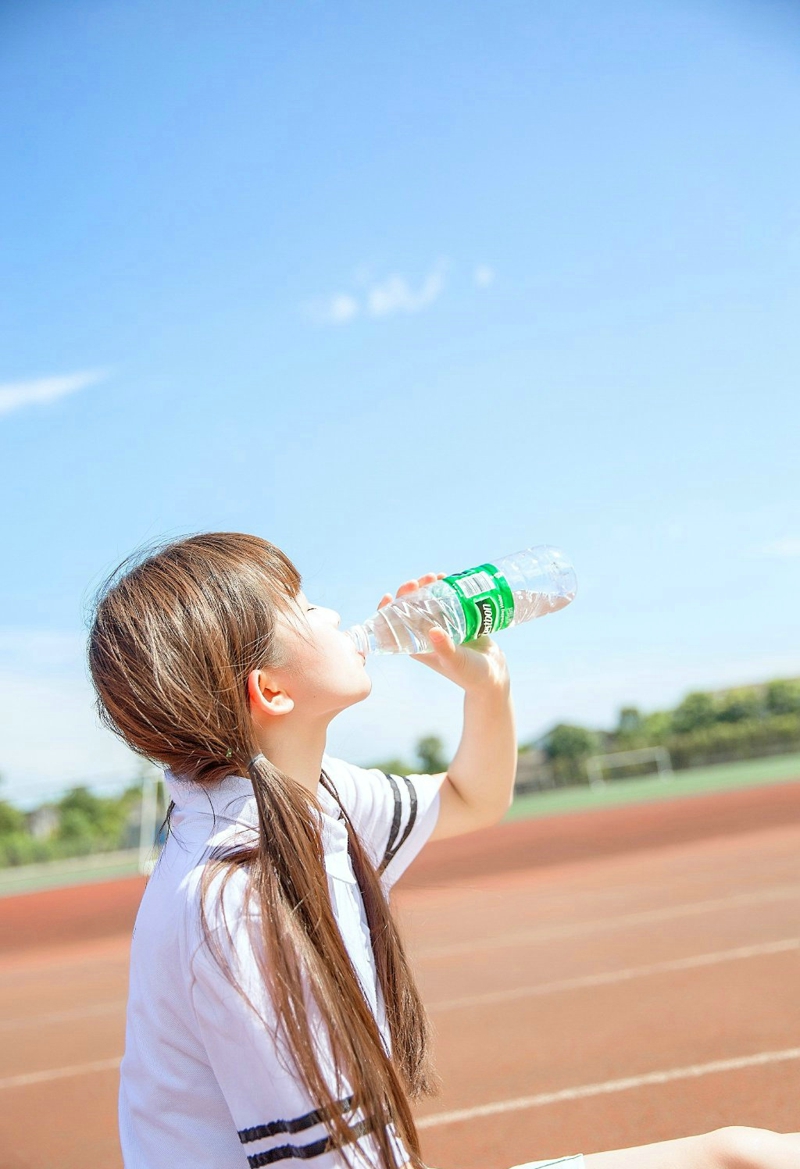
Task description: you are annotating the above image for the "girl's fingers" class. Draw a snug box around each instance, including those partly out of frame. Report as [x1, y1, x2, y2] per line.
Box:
[397, 572, 444, 593]
[377, 572, 444, 609]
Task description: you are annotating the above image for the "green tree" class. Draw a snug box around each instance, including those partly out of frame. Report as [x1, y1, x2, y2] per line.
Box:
[716, 688, 763, 724]
[364, 756, 413, 777]
[543, 724, 597, 760]
[415, 734, 449, 774]
[0, 797, 25, 837]
[641, 710, 672, 742]
[55, 785, 131, 851]
[766, 679, 800, 716]
[541, 723, 597, 786]
[616, 707, 643, 736]
[671, 692, 716, 734]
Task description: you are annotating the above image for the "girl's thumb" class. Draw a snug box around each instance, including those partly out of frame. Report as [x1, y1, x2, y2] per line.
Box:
[430, 626, 452, 647]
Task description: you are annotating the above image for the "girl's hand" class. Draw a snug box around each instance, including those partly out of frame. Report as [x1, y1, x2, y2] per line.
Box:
[377, 573, 510, 696]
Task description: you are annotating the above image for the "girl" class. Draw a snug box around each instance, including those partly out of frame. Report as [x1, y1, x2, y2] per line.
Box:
[87, 532, 799, 1169]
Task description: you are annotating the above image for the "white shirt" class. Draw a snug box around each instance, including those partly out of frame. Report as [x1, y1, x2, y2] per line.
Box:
[119, 754, 446, 1169]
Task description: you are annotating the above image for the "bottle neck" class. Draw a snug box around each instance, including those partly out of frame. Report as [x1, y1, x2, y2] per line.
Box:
[344, 624, 370, 655]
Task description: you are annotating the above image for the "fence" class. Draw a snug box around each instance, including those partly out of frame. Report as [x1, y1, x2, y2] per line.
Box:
[0, 768, 169, 883]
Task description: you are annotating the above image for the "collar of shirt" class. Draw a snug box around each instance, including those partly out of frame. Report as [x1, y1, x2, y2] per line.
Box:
[162, 762, 356, 884]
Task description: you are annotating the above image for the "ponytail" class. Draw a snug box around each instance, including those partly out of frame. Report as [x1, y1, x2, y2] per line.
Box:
[87, 532, 438, 1169]
[199, 754, 437, 1169]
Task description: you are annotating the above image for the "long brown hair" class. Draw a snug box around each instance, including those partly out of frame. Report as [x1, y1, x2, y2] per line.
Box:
[87, 532, 438, 1169]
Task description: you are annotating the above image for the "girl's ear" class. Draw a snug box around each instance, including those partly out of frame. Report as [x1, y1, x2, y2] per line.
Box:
[247, 669, 295, 718]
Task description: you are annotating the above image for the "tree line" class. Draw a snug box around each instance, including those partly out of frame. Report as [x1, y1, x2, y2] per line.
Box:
[0, 742, 451, 870]
[529, 676, 800, 785]
[1, 680, 798, 867]
[0, 780, 144, 868]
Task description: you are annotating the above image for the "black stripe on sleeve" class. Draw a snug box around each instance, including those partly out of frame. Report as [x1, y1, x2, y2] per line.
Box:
[379, 775, 418, 874]
[380, 772, 403, 869]
[238, 1096, 355, 1145]
[246, 1117, 374, 1167]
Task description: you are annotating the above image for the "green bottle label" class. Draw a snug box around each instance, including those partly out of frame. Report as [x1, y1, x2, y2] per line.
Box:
[443, 562, 516, 642]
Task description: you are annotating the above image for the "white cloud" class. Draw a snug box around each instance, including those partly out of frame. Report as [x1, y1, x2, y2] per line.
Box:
[0, 369, 109, 418]
[366, 260, 447, 318]
[306, 293, 360, 326]
[328, 294, 359, 323]
[308, 260, 448, 326]
[761, 537, 800, 559]
[473, 264, 495, 288]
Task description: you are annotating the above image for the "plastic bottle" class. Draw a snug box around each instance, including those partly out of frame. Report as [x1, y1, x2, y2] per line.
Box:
[345, 545, 576, 656]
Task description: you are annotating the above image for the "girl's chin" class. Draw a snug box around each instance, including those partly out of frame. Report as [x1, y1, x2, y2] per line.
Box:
[352, 676, 373, 701]
[334, 678, 372, 711]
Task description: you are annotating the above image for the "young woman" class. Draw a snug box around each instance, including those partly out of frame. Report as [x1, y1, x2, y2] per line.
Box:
[87, 532, 799, 1169]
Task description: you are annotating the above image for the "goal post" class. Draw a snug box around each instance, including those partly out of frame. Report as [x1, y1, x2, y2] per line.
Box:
[138, 770, 167, 876]
[586, 746, 673, 789]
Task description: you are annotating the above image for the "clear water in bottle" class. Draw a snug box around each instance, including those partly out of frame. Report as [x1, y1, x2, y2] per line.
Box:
[345, 545, 577, 656]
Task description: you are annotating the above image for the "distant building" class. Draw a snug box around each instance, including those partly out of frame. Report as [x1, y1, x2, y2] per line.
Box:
[26, 805, 59, 840]
[514, 748, 554, 793]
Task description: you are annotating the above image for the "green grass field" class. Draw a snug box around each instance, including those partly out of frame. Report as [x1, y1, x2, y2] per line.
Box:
[504, 751, 800, 822]
[0, 848, 142, 897]
[2, 753, 799, 898]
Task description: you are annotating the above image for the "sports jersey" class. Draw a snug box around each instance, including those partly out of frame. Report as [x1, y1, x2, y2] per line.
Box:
[118, 754, 446, 1169]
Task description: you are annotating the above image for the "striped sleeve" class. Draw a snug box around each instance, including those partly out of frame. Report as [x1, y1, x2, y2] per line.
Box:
[321, 756, 446, 889]
[238, 1099, 370, 1168]
[189, 869, 408, 1169]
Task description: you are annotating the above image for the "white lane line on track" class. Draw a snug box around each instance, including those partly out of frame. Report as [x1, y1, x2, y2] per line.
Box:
[0, 1057, 121, 1091]
[417, 884, 800, 960]
[417, 1047, 800, 1129]
[2, 940, 796, 1032]
[0, 999, 126, 1030]
[428, 938, 800, 1012]
[5, 1045, 799, 1101]
[4, 940, 796, 1031]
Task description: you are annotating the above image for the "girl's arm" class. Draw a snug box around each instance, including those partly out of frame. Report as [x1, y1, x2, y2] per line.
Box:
[377, 574, 516, 844]
[583, 1127, 800, 1169]
[427, 680, 516, 843]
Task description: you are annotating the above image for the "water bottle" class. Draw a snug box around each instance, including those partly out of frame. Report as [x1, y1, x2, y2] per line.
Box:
[345, 545, 576, 656]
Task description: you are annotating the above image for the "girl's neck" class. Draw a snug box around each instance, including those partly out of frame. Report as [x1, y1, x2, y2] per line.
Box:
[255, 720, 329, 794]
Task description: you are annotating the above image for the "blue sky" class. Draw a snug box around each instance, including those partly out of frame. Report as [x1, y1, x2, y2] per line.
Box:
[1, 0, 799, 806]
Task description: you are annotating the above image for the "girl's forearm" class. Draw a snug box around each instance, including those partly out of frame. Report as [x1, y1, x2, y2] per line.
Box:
[445, 681, 517, 823]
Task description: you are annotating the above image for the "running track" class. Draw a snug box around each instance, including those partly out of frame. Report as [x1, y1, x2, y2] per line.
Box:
[1, 780, 798, 1169]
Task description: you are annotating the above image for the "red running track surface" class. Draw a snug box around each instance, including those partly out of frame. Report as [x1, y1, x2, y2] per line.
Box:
[0, 780, 798, 1169]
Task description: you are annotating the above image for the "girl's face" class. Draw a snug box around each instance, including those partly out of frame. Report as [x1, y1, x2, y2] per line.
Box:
[269, 590, 372, 720]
